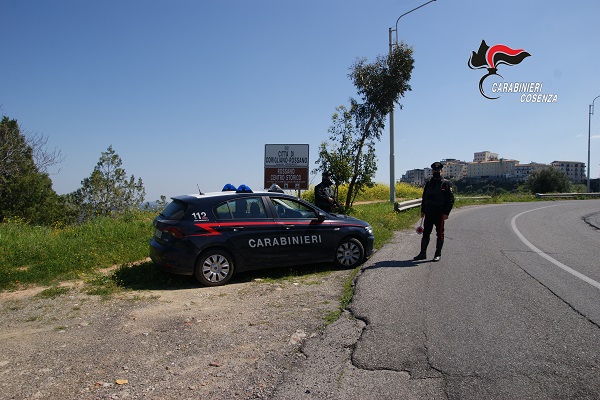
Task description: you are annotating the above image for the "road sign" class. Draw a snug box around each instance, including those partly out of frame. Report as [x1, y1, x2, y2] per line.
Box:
[264, 144, 309, 190]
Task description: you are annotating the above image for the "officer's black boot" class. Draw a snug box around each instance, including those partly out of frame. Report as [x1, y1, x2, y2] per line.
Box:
[413, 236, 429, 261]
[433, 239, 443, 261]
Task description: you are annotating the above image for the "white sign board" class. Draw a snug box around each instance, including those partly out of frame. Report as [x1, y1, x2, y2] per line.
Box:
[264, 144, 309, 167]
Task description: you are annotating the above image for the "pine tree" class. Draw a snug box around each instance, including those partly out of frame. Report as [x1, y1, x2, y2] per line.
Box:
[74, 145, 145, 220]
[0, 116, 67, 225]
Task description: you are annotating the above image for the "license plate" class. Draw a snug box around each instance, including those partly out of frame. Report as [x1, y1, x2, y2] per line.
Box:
[155, 229, 162, 239]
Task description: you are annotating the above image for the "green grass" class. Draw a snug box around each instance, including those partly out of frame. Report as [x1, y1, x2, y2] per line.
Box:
[0, 211, 155, 291]
[302, 182, 423, 204]
[323, 264, 361, 325]
[0, 188, 542, 296]
[36, 286, 72, 299]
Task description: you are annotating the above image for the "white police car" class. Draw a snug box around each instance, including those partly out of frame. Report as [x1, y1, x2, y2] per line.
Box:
[150, 184, 374, 286]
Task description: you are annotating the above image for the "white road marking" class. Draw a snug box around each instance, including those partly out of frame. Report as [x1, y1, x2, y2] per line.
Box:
[511, 205, 600, 290]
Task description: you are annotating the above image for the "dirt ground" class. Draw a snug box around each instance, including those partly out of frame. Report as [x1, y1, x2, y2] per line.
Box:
[0, 268, 352, 400]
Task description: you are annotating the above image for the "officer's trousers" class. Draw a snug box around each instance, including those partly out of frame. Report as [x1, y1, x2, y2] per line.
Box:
[419, 211, 445, 256]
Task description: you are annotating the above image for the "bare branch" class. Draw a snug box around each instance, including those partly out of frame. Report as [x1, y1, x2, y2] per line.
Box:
[1, 115, 65, 176]
[25, 131, 65, 174]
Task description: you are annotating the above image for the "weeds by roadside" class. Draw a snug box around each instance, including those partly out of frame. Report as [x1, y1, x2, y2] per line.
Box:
[0, 188, 542, 297]
[0, 211, 155, 291]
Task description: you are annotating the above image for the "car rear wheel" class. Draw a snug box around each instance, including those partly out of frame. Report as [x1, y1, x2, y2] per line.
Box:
[334, 238, 364, 268]
[195, 249, 235, 286]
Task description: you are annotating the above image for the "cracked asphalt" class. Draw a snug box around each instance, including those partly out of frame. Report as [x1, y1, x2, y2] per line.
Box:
[272, 202, 600, 399]
[272, 229, 444, 400]
[583, 211, 600, 230]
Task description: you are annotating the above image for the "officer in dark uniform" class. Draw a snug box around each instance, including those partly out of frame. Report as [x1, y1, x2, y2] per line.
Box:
[314, 171, 337, 212]
[414, 161, 455, 262]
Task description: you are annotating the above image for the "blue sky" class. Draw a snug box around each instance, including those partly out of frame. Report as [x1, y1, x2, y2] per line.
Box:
[2, 0, 600, 202]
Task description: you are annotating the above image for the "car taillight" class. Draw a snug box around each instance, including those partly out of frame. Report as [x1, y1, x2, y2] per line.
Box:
[164, 227, 185, 239]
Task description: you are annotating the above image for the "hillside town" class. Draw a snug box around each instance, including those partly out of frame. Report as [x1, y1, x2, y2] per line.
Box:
[400, 151, 587, 186]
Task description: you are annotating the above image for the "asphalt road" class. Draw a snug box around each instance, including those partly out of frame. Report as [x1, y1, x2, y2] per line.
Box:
[273, 200, 600, 400]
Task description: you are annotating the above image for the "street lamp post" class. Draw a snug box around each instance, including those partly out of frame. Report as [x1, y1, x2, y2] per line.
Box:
[587, 95, 600, 192]
[388, 0, 436, 203]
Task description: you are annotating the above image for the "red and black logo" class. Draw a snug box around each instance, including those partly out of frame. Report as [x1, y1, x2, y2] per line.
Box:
[468, 40, 530, 99]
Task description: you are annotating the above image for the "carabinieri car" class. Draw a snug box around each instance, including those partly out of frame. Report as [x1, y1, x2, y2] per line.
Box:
[150, 184, 374, 286]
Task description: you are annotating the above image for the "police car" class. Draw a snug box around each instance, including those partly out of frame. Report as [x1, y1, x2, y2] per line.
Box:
[150, 184, 374, 286]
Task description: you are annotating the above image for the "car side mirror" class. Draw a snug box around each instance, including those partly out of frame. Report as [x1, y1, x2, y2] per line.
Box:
[315, 211, 327, 221]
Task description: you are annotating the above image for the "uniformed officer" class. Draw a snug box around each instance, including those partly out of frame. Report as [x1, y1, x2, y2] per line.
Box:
[314, 171, 337, 212]
[413, 161, 455, 262]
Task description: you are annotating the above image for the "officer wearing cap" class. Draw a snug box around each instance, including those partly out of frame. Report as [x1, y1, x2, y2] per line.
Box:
[414, 161, 455, 262]
[314, 171, 337, 212]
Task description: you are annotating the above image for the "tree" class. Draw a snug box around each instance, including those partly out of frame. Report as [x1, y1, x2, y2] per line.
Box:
[73, 145, 145, 220]
[316, 44, 414, 209]
[26, 131, 64, 174]
[315, 105, 377, 209]
[0, 116, 68, 225]
[0, 116, 64, 176]
[526, 168, 572, 194]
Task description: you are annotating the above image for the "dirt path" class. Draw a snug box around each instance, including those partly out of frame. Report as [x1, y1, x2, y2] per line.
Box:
[0, 269, 352, 399]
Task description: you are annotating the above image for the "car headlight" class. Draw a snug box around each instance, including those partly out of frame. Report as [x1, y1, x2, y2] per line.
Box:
[365, 226, 373, 235]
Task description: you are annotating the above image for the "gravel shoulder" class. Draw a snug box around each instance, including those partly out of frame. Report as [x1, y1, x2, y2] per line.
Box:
[0, 268, 352, 400]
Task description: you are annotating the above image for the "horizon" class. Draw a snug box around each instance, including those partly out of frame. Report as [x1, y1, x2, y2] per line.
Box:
[2, 0, 599, 202]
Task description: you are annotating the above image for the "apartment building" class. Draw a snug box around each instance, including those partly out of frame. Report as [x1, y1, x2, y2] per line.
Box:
[514, 162, 550, 180]
[441, 159, 468, 180]
[400, 152, 586, 185]
[467, 158, 519, 178]
[473, 151, 498, 162]
[400, 168, 431, 186]
[551, 161, 586, 184]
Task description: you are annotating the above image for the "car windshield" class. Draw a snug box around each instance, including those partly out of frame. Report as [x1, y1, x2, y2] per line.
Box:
[271, 198, 317, 219]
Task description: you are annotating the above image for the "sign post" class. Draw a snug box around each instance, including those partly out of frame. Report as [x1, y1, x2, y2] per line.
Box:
[264, 144, 309, 191]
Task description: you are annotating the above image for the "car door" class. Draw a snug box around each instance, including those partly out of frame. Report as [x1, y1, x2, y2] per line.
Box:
[269, 196, 334, 264]
[215, 196, 284, 269]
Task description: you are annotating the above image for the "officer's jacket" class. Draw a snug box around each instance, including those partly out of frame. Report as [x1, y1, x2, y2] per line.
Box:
[315, 182, 334, 209]
[421, 178, 455, 215]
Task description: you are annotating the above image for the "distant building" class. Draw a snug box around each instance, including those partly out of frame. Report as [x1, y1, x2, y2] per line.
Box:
[473, 151, 498, 162]
[514, 162, 550, 181]
[551, 161, 586, 184]
[441, 159, 468, 180]
[467, 158, 520, 179]
[401, 151, 587, 185]
[400, 168, 431, 186]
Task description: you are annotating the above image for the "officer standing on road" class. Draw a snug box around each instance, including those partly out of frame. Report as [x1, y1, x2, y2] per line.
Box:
[315, 171, 337, 212]
[414, 162, 455, 262]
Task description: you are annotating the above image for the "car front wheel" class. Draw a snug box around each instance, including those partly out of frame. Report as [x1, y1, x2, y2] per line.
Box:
[334, 238, 364, 268]
[195, 249, 235, 286]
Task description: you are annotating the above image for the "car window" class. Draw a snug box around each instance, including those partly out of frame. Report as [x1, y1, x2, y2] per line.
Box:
[215, 202, 232, 220]
[159, 200, 188, 220]
[246, 198, 267, 218]
[217, 197, 268, 220]
[271, 198, 316, 219]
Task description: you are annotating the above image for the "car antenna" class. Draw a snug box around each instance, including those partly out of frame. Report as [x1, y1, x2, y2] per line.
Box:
[197, 184, 204, 195]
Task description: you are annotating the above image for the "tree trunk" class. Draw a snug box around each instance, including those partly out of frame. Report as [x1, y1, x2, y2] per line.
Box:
[345, 113, 375, 209]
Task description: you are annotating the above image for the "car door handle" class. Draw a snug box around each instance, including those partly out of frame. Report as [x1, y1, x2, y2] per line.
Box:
[232, 226, 245, 231]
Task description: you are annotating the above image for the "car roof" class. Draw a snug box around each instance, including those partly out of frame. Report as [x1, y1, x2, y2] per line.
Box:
[171, 190, 297, 204]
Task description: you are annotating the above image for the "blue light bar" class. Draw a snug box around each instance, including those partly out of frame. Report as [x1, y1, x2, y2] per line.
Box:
[236, 184, 253, 193]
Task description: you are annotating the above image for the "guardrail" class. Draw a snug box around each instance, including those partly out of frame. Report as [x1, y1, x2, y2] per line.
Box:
[393, 196, 492, 213]
[535, 193, 600, 198]
[393, 193, 599, 213]
[394, 199, 421, 212]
